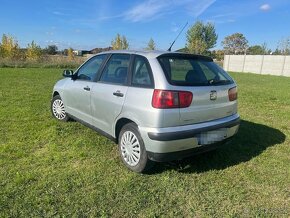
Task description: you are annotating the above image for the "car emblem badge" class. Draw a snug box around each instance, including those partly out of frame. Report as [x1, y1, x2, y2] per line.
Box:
[210, 90, 217, 100]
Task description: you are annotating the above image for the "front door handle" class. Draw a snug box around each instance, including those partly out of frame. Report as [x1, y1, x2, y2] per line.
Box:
[83, 86, 90, 91]
[113, 91, 124, 97]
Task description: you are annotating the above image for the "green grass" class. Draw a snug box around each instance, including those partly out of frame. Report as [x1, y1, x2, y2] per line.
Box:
[0, 68, 289, 217]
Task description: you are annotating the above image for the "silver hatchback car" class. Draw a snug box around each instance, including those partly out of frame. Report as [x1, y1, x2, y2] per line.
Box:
[51, 50, 240, 172]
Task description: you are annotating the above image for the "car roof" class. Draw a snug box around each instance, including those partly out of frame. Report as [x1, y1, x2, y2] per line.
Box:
[99, 50, 168, 59]
[98, 50, 212, 60]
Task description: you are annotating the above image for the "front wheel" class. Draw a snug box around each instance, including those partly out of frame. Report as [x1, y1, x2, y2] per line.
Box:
[118, 123, 153, 173]
[51, 95, 69, 122]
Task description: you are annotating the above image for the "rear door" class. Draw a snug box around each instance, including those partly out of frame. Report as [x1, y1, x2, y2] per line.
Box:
[158, 56, 237, 125]
[90, 54, 130, 135]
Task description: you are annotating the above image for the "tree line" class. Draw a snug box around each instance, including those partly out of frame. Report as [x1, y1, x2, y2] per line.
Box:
[0, 34, 75, 61]
[111, 21, 289, 59]
[1, 21, 289, 62]
[184, 21, 289, 58]
[0, 33, 155, 61]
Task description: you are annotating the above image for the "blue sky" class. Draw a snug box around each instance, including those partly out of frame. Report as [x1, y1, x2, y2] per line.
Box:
[0, 0, 289, 51]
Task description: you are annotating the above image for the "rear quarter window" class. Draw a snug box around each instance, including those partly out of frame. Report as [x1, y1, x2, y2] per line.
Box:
[131, 55, 154, 88]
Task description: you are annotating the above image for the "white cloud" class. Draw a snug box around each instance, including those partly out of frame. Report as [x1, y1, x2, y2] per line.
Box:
[171, 22, 179, 32]
[124, 0, 169, 22]
[124, 0, 216, 22]
[260, 4, 271, 11]
[187, 0, 216, 17]
[45, 31, 54, 36]
[211, 13, 235, 19]
[171, 26, 179, 32]
[52, 11, 70, 16]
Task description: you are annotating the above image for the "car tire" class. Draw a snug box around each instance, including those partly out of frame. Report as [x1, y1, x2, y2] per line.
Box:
[51, 95, 69, 122]
[118, 123, 153, 173]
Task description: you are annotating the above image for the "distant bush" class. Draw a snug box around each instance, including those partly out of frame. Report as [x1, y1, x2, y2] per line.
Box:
[43, 45, 58, 55]
[0, 33, 85, 68]
[26, 41, 42, 61]
[0, 34, 21, 60]
[67, 48, 74, 61]
[0, 55, 85, 68]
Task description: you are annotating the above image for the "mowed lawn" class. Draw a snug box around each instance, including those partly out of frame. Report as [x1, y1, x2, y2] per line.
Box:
[0, 68, 289, 217]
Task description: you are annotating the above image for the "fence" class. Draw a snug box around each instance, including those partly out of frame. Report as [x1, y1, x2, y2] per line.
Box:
[223, 55, 290, 77]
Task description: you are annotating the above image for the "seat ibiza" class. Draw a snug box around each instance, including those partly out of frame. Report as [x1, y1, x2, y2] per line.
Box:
[51, 50, 240, 172]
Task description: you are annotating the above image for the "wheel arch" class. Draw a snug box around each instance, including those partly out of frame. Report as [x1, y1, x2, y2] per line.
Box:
[53, 91, 60, 97]
[114, 117, 138, 143]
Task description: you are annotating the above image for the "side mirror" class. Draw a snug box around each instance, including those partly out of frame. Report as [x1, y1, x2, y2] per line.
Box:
[63, 70, 74, 78]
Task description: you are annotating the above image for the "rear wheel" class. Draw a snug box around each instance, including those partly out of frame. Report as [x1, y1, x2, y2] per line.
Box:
[51, 95, 69, 122]
[118, 123, 153, 173]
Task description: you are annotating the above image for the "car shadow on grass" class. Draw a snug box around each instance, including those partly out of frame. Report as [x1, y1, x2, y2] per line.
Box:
[148, 120, 286, 174]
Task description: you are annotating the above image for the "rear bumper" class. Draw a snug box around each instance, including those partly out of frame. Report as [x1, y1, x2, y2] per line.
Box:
[138, 114, 240, 157]
[148, 116, 240, 141]
[147, 138, 232, 162]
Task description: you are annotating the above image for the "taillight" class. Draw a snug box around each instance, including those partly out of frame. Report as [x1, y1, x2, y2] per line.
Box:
[228, 87, 237, 101]
[179, 91, 193, 108]
[152, 89, 193, 109]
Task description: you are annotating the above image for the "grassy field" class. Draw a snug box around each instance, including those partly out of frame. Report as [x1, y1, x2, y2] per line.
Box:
[0, 68, 289, 217]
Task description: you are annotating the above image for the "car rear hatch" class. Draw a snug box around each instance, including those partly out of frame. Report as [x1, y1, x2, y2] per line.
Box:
[179, 85, 237, 125]
[157, 54, 238, 126]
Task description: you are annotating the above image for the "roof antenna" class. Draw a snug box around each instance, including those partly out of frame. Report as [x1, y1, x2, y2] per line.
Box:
[168, 22, 188, 52]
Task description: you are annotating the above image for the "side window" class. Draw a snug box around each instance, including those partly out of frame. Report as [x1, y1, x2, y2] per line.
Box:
[132, 56, 153, 87]
[77, 55, 106, 81]
[100, 54, 130, 85]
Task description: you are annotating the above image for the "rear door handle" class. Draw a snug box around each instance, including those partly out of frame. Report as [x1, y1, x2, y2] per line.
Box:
[113, 91, 124, 97]
[83, 86, 90, 91]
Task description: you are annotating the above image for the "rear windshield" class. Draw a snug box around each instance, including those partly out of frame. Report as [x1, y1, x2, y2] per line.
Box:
[158, 56, 233, 86]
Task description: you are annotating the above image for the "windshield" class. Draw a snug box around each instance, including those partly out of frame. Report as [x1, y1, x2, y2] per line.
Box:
[158, 56, 233, 86]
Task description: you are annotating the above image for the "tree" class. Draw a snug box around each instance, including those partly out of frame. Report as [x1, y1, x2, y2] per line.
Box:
[261, 42, 268, 54]
[122, 36, 129, 49]
[247, 45, 265, 55]
[111, 34, 122, 50]
[186, 21, 217, 55]
[62, 49, 68, 56]
[211, 50, 225, 61]
[247, 43, 268, 55]
[111, 34, 129, 50]
[44, 45, 58, 55]
[272, 48, 282, 55]
[278, 37, 290, 55]
[146, 38, 156, 50]
[67, 48, 74, 60]
[0, 34, 20, 59]
[176, 47, 189, 53]
[222, 33, 248, 54]
[26, 40, 42, 60]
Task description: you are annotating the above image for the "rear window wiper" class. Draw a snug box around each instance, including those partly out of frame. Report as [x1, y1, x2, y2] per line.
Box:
[208, 79, 231, 85]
